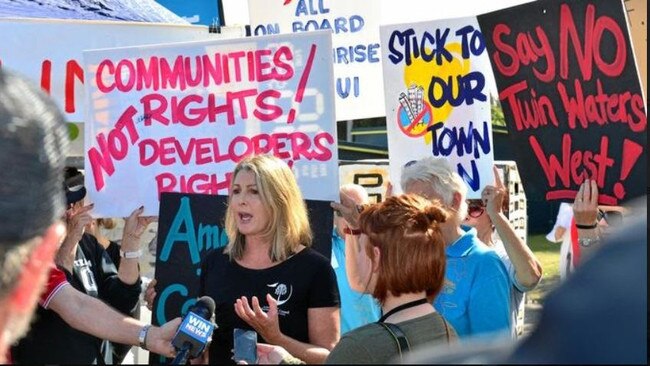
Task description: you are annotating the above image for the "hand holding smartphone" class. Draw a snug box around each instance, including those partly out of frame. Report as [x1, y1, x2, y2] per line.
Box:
[233, 328, 258, 364]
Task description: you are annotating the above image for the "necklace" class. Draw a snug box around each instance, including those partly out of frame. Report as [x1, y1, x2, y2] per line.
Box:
[378, 298, 428, 323]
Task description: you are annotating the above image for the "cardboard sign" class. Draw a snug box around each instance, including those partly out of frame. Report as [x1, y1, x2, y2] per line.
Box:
[478, 0, 647, 205]
[339, 160, 389, 203]
[82, 30, 339, 217]
[381, 17, 496, 198]
[0, 18, 215, 123]
[152, 192, 333, 331]
[248, 0, 384, 121]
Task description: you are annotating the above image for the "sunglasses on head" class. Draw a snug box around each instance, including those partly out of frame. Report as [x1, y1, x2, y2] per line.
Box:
[467, 200, 485, 218]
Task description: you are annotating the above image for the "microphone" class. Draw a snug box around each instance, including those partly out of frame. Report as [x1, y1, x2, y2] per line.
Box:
[171, 296, 216, 365]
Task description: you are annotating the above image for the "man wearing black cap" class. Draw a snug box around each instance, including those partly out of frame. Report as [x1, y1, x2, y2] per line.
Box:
[0, 69, 179, 363]
[14, 168, 152, 363]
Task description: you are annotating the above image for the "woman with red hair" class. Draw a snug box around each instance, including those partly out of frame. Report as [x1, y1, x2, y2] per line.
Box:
[255, 194, 457, 364]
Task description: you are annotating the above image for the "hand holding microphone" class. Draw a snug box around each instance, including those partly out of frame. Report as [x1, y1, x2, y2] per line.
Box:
[171, 296, 217, 365]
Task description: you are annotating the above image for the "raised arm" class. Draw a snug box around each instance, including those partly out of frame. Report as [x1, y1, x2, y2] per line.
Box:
[572, 179, 603, 262]
[484, 167, 542, 289]
[117, 206, 156, 285]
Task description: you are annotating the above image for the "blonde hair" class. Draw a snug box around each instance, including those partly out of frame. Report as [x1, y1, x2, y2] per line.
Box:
[224, 155, 312, 262]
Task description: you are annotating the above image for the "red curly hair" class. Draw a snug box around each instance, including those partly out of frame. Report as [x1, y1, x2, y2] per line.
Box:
[359, 194, 448, 304]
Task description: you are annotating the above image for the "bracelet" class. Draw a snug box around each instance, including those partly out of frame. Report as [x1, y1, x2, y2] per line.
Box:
[343, 227, 362, 236]
[138, 324, 152, 350]
[575, 222, 598, 229]
[120, 249, 142, 259]
[578, 236, 600, 247]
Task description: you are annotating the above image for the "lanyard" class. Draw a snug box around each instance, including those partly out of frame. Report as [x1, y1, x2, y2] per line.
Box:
[378, 298, 428, 323]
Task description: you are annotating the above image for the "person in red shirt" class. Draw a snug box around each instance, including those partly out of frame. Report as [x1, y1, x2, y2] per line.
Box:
[0, 70, 180, 363]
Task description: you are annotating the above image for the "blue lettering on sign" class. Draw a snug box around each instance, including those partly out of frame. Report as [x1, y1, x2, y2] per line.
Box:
[336, 77, 359, 98]
[295, 0, 330, 16]
[427, 121, 491, 193]
[455, 25, 486, 59]
[428, 71, 486, 108]
[292, 15, 364, 34]
[428, 120, 491, 159]
[156, 283, 189, 325]
[458, 160, 481, 192]
[388, 26, 486, 65]
[387, 28, 452, 66]
[254, 23, 280, 35]
[332, 43, 380, 64]
[159, 197, 228, 265]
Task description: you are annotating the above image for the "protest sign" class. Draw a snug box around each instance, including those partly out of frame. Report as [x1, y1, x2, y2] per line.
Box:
[152, 192, 333, 345]
[0, 18, 214, 123]
[381, 17, 496, 198]
[478, 0, 647, 205]
[83, 30, 339, 217]
[339, 160, 389, 203]
[248, 0, 383, 121]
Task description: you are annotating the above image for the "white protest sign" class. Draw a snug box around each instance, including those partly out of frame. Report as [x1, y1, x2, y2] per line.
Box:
[0, 18, 216, 124]
[83, 30, 338, 217]
[380, 17, 495, 198]
[248, 0, 383, 121]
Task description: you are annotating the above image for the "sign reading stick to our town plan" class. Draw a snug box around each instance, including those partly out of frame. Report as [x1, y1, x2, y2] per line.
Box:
[83, 31, 339, 217]
[381, 17, 495, 198]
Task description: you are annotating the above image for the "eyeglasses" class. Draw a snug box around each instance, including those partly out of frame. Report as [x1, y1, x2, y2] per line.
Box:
[404, 160, 417, 168]
[598, 209, 623, 226]
[467, 202, 485, 218]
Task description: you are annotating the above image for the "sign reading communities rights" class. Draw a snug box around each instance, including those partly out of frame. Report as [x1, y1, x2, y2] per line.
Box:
[83, 31, 338, 217]
[381, 17, 495, 198]
[478, 0, 647, 205]
[248, 0, 383, 121]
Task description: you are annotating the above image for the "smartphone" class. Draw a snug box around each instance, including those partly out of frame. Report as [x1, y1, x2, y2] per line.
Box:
[233, 328, 258, 364]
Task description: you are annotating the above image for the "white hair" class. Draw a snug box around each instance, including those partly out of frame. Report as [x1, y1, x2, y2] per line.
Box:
[400, 157, 468, 220]
[339, 183, 369, 204]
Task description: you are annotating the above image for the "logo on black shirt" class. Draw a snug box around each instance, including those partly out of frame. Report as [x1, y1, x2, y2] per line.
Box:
[266, 282, 293, 315]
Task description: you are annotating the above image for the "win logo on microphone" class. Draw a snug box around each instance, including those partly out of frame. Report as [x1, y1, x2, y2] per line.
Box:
[172, 311, 215, 357]
[182, 312, 214, 340]
[174, 312, 214, 348]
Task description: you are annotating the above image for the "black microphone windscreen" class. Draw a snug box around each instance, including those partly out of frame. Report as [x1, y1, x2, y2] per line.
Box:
[191, 296, 216, 319]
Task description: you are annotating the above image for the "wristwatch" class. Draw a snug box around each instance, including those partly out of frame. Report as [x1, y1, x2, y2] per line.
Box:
[138, 324, 152, 350]
[120, 249, 142, 259]
[578, 236, 600, 247]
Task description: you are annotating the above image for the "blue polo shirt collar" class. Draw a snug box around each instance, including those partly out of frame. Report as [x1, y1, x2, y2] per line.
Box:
[446, 225, 477, 258]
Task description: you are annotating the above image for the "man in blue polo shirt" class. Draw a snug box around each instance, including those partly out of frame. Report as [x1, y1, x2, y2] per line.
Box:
[332, 184, 381, 334]
[401, 157, 511, 339]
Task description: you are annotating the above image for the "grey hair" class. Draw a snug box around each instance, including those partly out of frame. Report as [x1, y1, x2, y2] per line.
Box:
[0, 69, 68, 297]
[400, 157, 468, 220]
[340, 183, 369, 204]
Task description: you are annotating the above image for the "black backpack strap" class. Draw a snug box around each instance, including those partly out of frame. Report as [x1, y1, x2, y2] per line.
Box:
[377, 322, 411, 360]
